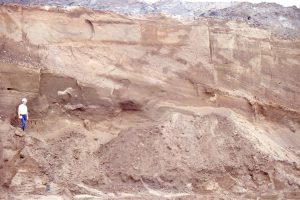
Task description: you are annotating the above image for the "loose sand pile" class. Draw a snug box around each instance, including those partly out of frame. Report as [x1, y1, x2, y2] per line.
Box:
[97, 109, 300, 198]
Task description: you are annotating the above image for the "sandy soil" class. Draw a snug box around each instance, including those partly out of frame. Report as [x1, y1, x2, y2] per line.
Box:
[0, 3, 299, 200]
[1, 103, 300, 199]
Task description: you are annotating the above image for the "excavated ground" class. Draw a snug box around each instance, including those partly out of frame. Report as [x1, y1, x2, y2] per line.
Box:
[1, 104, 300, 199]
[0, 3, 300, 200]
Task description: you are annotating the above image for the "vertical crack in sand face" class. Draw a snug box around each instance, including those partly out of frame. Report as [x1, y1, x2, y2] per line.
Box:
[85, 19, 95, 39]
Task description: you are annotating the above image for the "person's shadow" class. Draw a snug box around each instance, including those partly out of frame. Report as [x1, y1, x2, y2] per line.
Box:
[10, 106, 20, 128]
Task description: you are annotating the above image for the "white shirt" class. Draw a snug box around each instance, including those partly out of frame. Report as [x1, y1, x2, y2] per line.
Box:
[18, 104, 28, 115]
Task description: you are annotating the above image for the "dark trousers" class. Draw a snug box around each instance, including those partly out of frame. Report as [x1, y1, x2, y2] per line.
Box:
[21, 114, 27, 131]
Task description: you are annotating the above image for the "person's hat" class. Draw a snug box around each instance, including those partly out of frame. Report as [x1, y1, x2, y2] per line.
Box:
[21, 98, 27, 103]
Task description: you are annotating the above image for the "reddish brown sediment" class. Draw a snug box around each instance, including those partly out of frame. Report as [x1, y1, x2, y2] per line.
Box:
[0, 4, 299, 200]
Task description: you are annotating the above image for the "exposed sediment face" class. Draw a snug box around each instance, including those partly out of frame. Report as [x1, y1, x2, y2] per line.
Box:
[0, 3, 299, 200]
[0, 5, 299, 113]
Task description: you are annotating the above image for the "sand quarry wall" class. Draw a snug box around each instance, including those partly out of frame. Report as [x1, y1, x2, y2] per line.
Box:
[0, 5, 300, 199]
[0, 5, 299, 120]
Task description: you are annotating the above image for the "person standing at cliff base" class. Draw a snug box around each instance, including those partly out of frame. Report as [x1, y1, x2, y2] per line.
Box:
[18, 98, 28, 131]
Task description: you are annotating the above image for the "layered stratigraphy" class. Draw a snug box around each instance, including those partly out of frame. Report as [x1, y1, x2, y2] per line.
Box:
[0, 2, 299, 200]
